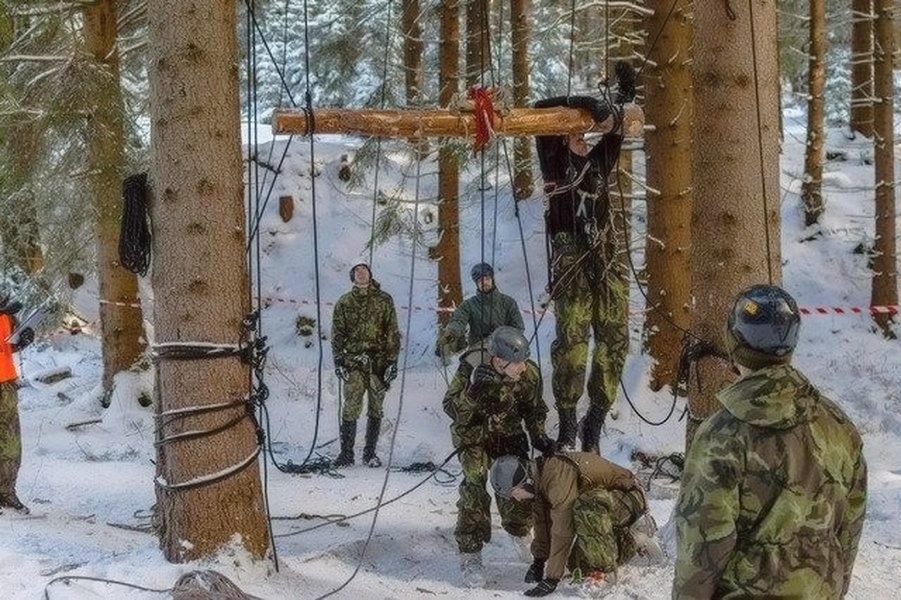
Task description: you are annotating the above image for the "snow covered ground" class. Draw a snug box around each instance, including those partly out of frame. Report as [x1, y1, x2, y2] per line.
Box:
[2, 110, 900, 599]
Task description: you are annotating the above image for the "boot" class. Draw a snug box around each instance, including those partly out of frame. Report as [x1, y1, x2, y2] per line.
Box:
[579, 406, 606, 453]
[0, 492, 29, 514]
[362, 417, 382, 467]
[333, 421, 356, 467]
[459, 551, 485, 588]
[556, 408, 577, 451]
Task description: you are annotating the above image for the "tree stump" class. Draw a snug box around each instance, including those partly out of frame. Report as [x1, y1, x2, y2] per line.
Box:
[171, 570, 254, 600]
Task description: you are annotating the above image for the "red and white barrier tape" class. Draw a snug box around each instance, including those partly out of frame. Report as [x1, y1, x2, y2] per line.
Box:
[262, 295, 898, 318]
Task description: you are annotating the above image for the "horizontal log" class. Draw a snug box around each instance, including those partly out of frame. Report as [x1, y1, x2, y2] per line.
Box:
[271, 106, 613, 138]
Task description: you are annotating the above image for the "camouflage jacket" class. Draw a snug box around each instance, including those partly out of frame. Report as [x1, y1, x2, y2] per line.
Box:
[450, 359, 547, 450]
[443, 287, 523, 349]
[673, 364, 867, 600]
[532, 452, 641, 580]
[332, 281, 400, 372]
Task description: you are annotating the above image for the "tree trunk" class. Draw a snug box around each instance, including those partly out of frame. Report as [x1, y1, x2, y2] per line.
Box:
[871, 0, 898, 335]
[437, 0, 463, 326]
[511, 0, 533, 200]
[401, 0, 428, 156]
[851, 0, 874, 138]
[147, 0, 269, 562]
[401, 0, 424, 105]
[643, 0, 694, 392]
[688, 1, 782, 448]
[801, 0, 826, 226]
[465, 0, 490, 87]
[83, 0, 146, 398]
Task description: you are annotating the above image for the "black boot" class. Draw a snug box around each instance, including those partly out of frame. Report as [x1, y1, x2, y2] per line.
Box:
[580, 406, 607, 454]
[362, 417, 382, 467]
[556, 408, 577, 451]
[334, 421, 356, 467]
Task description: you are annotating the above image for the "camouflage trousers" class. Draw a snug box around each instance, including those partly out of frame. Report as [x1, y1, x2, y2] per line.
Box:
[454, 439, 533, 554]
[568, 487, 646, 574]
[0, 382, 22, 496]
[340, 368, 386, 421]
[549, 233, 629, 414]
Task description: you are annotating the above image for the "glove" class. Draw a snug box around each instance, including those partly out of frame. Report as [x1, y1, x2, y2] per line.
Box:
[383, 362, 398, 384]
[524, 560, 545, 583]
[531, 433, 556, 457]
[524, 578, 558, 597]
[614, 60, 637, 104]
[16, 327, 34, 350]
[472, 364, 503, 385]
[335, 365, 349, 382]
[0, 300, 22, 316]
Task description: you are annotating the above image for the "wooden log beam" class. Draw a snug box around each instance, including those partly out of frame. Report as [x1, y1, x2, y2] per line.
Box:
[271, 106, 616, 138]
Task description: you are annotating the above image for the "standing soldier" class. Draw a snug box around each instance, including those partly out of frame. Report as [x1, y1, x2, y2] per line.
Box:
[673, 285, 867, 599]
[331, 263, 400, 468]
[533, 61, 643, 453]
[445, 325, 554, 587]
[438, 262, 523, 419]
[0, 293, 35, 513]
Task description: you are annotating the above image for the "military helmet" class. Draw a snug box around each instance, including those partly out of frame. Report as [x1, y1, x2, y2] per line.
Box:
[489, 455, 528, 499]
[470, 262, 494, 282]
[726, 284, 800, 369]
[487, 326, 530, 362]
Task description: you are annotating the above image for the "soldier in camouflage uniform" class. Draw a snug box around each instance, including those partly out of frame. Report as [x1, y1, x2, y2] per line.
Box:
[438, 262, 524, 419]
[673, 284, 867, 599]
[331, 264, 400, 468]
[446, 325, 554, 587]
[533, 61, 643, 453]
[0, 293, 35, 513]
[490, 452, 656, 597]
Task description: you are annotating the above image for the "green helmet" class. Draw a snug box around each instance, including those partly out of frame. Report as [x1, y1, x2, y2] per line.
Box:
[487, 326, 530, 362]
[489, 455, 528, 499]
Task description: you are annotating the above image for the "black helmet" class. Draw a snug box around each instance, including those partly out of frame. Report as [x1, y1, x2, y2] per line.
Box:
[349, 263, 372, 282]
[470, 262, 494, 282]
[487, 326, 530, 362]
[489, 455, 528, 499]
[726, 284, 800, 369]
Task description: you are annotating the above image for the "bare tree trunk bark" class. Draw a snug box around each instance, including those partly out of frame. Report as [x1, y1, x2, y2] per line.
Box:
[511, 0, 533, 200]
[851, 0, 874, 138]
[871, 0, 898, 335]
[402, 0, 428, 156]
[84, 0, 146, 398]
[688, 0, 782, 448]
[801, 0, 826, 226]
[148, 0, 269, 562]
[437, 0, 463, 326]
[643, 0, 693, 392]
[465, 0, 490, 87]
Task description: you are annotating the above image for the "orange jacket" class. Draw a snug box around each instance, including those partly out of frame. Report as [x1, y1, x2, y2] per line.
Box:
[0, 313, 18, 383]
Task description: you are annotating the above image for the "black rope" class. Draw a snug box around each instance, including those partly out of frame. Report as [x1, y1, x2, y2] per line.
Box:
[118, 172, 151, 276]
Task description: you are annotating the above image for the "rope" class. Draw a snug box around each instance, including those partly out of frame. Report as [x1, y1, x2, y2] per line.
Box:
[118, 172, 151, 276]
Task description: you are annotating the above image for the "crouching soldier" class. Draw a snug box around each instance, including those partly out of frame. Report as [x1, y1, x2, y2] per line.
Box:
[490, 452, 662, 596]
[445, 325, 555, 588]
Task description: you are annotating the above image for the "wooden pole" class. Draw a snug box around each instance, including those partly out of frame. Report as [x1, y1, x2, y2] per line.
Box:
[271, 106, 620, 138]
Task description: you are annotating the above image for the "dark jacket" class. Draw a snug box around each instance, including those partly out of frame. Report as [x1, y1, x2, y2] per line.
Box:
[534, 96, 623, 239]
[444, 287, 523, 348]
